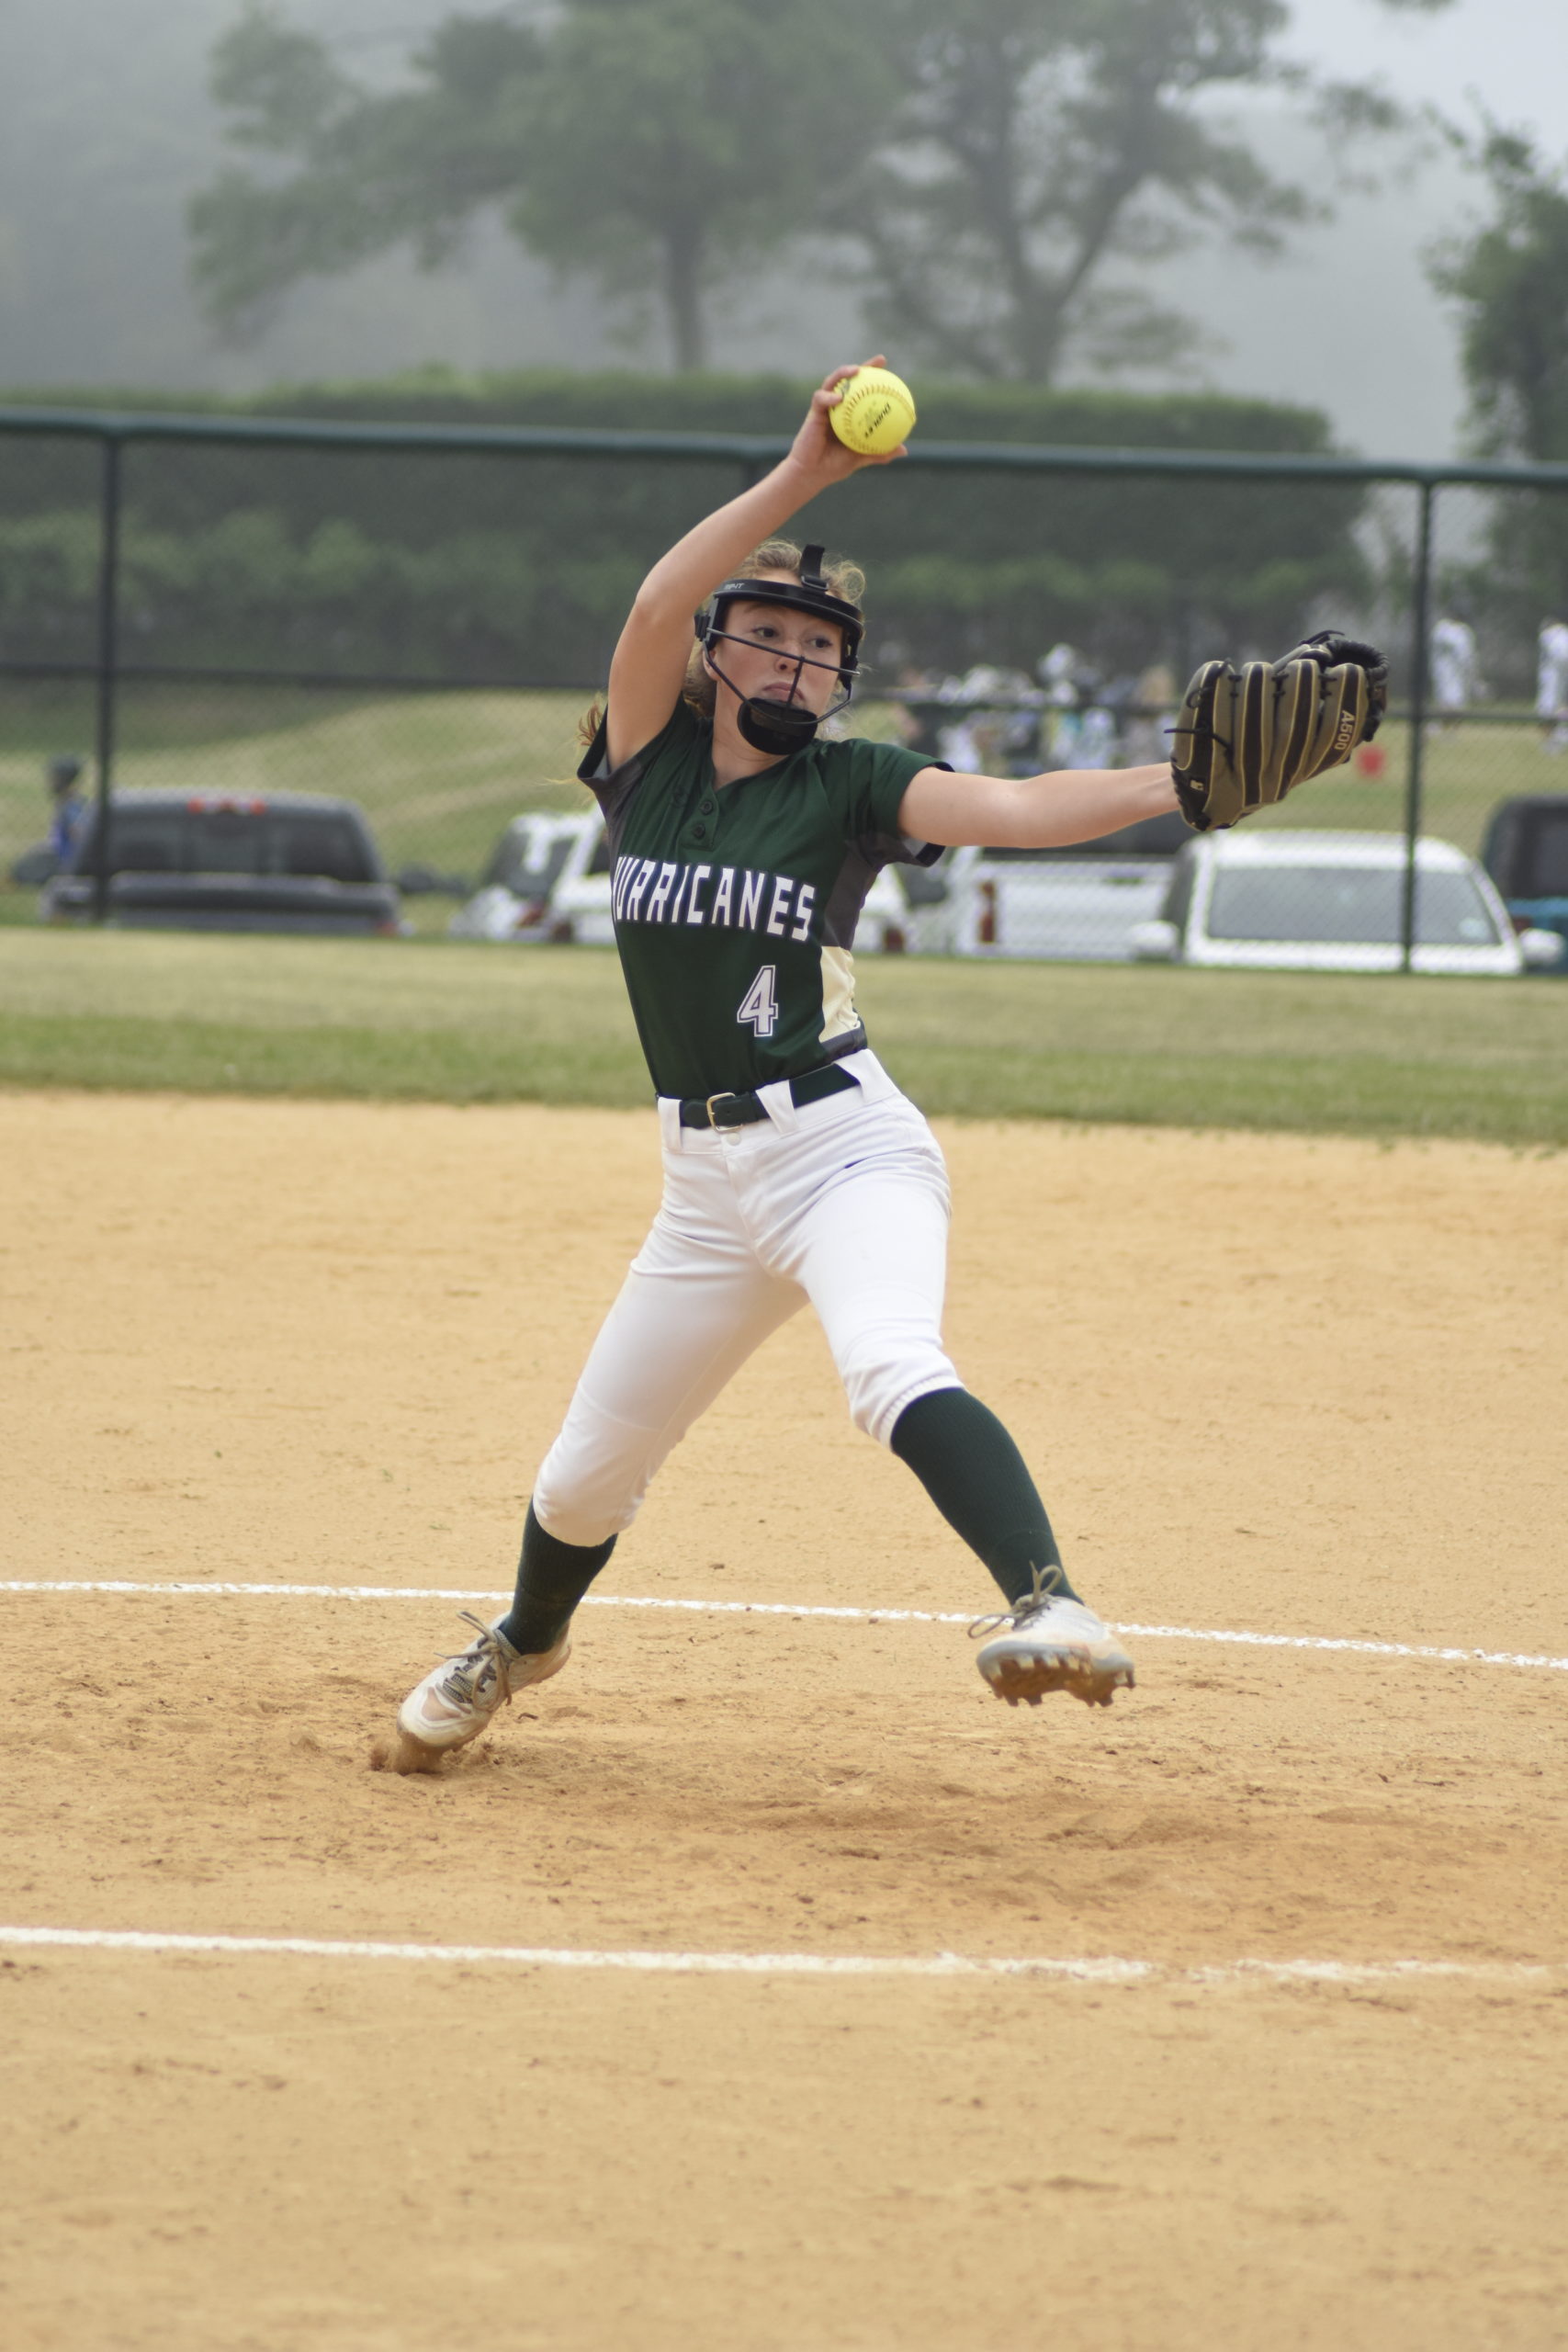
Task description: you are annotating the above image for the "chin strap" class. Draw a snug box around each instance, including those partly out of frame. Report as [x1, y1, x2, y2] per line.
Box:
[736, 694, 822, 756]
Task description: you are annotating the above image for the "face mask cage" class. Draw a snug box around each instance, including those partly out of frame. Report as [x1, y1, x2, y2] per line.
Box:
[695, 544, 864, 755]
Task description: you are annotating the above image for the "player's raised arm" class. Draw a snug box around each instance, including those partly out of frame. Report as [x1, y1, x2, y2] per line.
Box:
[603, 361, 907, 769]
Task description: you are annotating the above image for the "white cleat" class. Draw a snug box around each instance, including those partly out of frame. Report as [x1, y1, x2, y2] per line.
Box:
[972, 1587, 1134, 1711]
[396, 1611, 570, 1756]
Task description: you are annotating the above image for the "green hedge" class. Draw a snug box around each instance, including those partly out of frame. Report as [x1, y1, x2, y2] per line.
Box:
[0, 371, 1368, 680]
[0, 368, 1347, 447]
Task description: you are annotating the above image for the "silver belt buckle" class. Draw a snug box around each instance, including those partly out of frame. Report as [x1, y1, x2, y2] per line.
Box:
[704, 1091, 737, 1128]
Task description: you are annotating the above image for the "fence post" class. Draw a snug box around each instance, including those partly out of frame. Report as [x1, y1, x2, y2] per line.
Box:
[91, 433, 122, 926]
[1400, 479, 1436, 971]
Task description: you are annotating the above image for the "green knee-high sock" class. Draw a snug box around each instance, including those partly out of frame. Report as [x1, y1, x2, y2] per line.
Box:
[890, 1387, 1079, 1608]
[499, 1501, 617, 1656]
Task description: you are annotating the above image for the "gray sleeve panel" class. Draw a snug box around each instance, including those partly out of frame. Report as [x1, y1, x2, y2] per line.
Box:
[864, 827, 945, 871]
[819, 838, 886, 951]
[818, 748, 954, 944]
[577, 705, 695, 857]
[890, 752, 953, 870]
[844, 743, 952, 871]
[575, 714, 643, 857]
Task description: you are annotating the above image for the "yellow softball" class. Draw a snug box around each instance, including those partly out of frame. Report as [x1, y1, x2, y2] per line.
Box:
[829, 366, 917, 457]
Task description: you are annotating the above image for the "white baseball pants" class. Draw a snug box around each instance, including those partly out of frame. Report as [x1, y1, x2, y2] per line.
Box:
[533, 1051, 960, 1548]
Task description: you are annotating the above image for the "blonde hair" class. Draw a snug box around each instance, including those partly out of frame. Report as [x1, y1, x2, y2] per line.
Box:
[578, 538, 865, 752]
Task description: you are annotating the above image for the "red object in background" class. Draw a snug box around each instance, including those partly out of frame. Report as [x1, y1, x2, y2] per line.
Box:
[1354, 743, 1388, 779]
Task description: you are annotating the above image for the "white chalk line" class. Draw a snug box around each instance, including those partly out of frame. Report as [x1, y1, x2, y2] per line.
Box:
[0, 1924, 1553, 1988]
[3, 1579, 1566, 1677]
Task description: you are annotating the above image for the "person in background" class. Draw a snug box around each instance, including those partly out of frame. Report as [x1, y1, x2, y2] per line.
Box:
[1536, 616, 1568, 754]
[1037, 641, 1081, 762]
[47, 756, 89, 868]
[1121, 661, 1178, 768]
[1429, 612, 1479, 729]
[888, 662, 944, 761]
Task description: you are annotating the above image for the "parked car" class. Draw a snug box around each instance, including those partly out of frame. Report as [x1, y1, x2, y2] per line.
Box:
[10, 840, 61, 887]
[1129, 830, 1565, 976]
[447, 812, 609, 941]
[40, 790, 404, 935]
[1479, 795, 1568, 967]
[948, 808, 1190, 961]
[394, 862, 472, 899]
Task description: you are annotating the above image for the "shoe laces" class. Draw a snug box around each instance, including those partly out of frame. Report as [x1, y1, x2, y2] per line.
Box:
[968, 1562, 1069, 1643]
[436, 1611, 514, 1708]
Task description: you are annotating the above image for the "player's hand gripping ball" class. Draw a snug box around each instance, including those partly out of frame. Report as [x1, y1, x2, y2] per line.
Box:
[829, 366, 917, 457]
[1170, 628, 1389, 831]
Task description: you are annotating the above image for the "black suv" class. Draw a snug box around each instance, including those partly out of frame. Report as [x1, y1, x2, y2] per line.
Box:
[42, 791, 405, 936]
[1479, 795, 1568, 967]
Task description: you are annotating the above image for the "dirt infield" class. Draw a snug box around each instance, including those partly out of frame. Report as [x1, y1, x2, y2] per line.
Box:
[3, 1091, 1566, 2351]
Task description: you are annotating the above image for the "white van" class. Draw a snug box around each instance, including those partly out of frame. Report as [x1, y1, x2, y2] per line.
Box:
[1130, 831, 1564, 976]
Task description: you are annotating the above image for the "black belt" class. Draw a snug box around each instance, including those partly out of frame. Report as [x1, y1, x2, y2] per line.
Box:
[678, 1064, 860, 1129]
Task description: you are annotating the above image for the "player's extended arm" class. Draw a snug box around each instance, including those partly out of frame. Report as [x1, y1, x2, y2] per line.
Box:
[897, 762, 1179, 851]
[604, 360, 906, 768]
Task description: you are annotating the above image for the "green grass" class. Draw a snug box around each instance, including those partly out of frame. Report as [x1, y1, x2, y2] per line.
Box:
[2, 929, 1563, 1145]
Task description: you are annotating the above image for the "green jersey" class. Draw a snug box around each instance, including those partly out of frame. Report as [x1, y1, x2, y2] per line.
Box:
[579, 701, 942, 1101]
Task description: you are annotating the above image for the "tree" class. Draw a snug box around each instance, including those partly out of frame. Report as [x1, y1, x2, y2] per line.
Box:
[187, 11, 535, 335]
[846, 0, 1445, 383]
[503, 0, 892, 373]
[189, 0, 892, 370]
[1427, 129, 1568, 655]
[1430, 128, 1568, 460]
[192, 0, 1445, 385]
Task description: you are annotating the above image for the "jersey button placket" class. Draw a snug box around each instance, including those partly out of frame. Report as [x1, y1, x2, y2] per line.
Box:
[684, 796, 717, 851]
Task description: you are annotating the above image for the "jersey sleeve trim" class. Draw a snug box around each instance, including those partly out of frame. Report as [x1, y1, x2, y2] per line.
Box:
[578, 700, 704, 853]
[897, 828, 947, 871]
[865, 757, 952, 873]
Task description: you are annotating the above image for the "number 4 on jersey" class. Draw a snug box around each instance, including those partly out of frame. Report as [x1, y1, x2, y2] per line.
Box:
[737, 964, 779, 1038]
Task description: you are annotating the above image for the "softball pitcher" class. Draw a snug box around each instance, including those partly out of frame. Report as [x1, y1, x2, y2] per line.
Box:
[393, 359, 1382, 1761]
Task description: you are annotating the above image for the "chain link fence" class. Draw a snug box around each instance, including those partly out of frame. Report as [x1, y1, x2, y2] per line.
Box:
[3, 406, 1566, 965]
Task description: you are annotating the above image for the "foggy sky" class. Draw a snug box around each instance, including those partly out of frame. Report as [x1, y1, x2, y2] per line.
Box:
[1279, 0, 1566, 143]
[0, 0, 1562, 457]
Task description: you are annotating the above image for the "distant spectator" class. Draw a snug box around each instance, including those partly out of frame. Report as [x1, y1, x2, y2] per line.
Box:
[47, 755, 90, 866]
[1537, 616, 1568, 754]
[933, 706, 985, 774]
[1053, 704, 1115, 768]
[1036, 641, 1113, 765]
[1429, 613, 1478, 727]
[1037, 642, 1079, 756]
[887, 663, 943, 759]
[1038, 641, 1081, 708]
[932, 662, 1040, 775]
[1120, 661, 1178, 766]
